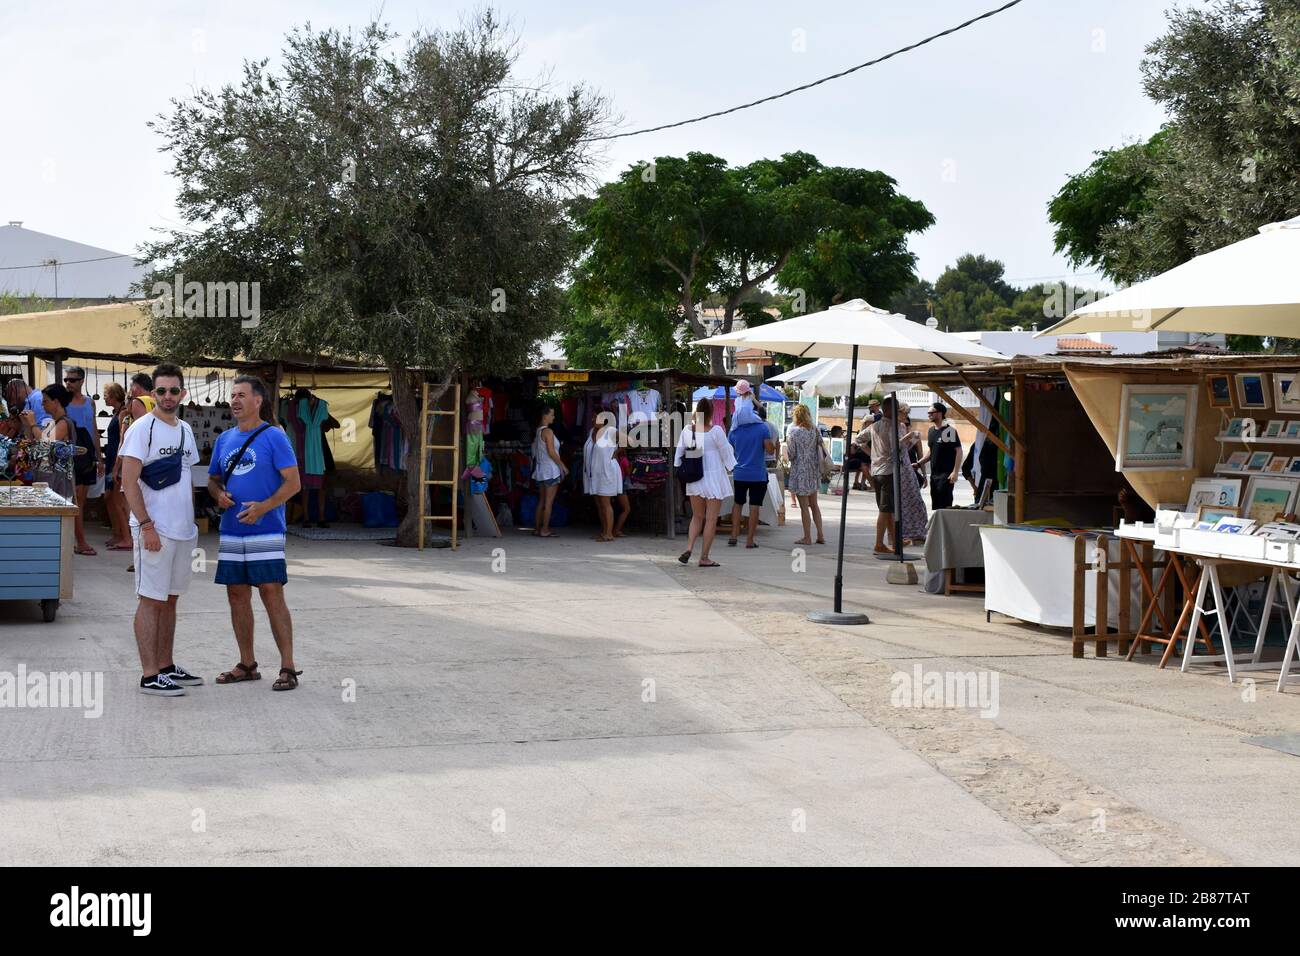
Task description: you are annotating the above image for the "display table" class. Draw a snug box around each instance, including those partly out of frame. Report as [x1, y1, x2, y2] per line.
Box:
[980, 526, 1141, 655]
[1116, 523, 1300, 688]
[0, 485, 78, 621]
[925, 509, 993, 594]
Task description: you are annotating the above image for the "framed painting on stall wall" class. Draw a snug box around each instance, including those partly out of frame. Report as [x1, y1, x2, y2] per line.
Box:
[1187, 477, 1243, 510]
[1267, 457, 1291, 474]
[1287, 421, 1300, 440]
[1274, 372, 1300, 413]
[1222, 451, 1250, 471]
[1242, 476, 1299, 525]
[1226, 418, 1247, 437]
[1116, 383, 1197, 471]
[1266, 420, 1286, 438]
[1246, 451, 1273, 471]
[1289, 457, 1300, 476]
[1206, 374, 1233, 409]
[1236, 373, 1270, 409]
[1197, 503, 1241, 525]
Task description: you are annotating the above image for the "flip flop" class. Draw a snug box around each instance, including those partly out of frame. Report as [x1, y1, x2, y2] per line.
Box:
[727, 538, 738, 547]
[74, 547, 97, 556]
[699, 560, 721, 568]
[746, 543, 758, 549]
[107, 543, 132, 551]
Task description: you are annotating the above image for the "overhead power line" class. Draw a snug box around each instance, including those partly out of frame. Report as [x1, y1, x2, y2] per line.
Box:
[0, 253, 133, 271]
[588, 0, 1028, 141]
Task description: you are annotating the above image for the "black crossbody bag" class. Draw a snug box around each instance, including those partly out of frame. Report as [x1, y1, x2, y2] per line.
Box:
[218, 424, 272, 506]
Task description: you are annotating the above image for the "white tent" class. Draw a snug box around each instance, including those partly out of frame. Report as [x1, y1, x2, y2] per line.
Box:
[1038, 215, 1300, 338]
[767, 357, 908, 395]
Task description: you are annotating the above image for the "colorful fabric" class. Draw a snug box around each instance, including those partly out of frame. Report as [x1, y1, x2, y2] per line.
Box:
[297, 397, 329, 476]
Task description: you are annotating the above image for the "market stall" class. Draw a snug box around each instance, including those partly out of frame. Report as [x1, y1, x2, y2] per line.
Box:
[466, 368, 739, 539]
[0, 484, 79, 621]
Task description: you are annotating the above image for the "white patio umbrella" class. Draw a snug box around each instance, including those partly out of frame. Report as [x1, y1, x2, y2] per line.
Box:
[1038, 215, 1300, 337]
[694, 299, 1004, 626]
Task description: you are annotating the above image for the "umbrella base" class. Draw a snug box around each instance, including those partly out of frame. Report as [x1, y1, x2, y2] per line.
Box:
[874, 551, 921, 562]
[806, 609, 870, 626]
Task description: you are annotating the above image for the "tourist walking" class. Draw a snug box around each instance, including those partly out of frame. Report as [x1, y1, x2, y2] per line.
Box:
[919, 401, 962, 511]
[784, 403, 825, 546]
[21, 384, 76, 500]
[727, 396, 773, 549]
[674, 397, 735, 567]
[869, 396, 903, 554]
[62, 367, 104, 556]
[101, 383, 132, 551]
[583, 411, 622, 542]
[895, 402, 929, 545]
[117, 364, 203, 697]
[531, 405, 566, 537]
[208, 375, 303, 692]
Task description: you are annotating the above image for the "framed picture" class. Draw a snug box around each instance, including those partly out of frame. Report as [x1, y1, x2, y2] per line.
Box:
[1236, 373, 1269, 409]
[1241, 475, 1300, 525]
[1266, 420, 1285, 438]
[828, 437, 845, 466]
[1206, 373, 1233, 408]
[1267, 456, 1291, 474]
[1187, 477, 1243, 510]
[1221, 451, 1250, 471]
[1274, 372, 1300, 413]
[1117, 383, 1197, 471]
[1197, 503, 1241, 524]
[1287, 421, 1300, 440]
[1225, 418, 1249, 438]
[1246, 451, 1273, 471]
[1289, 457, 1300, 476]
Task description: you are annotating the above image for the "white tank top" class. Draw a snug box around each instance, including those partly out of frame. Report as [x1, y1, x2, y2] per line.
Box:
[532, 426, 562, 481]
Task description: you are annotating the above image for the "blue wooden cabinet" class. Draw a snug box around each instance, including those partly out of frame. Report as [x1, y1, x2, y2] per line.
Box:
[0, 493, 78, 621]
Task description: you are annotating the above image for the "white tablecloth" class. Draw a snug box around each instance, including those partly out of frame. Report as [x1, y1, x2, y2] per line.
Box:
[980, 527, 1139, 629]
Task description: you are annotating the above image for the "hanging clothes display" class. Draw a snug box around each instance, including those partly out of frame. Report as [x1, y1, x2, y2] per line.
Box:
[369, 393, 407, 472]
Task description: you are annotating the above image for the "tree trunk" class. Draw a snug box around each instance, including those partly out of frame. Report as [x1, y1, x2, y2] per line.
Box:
[389, 369, 423, 547]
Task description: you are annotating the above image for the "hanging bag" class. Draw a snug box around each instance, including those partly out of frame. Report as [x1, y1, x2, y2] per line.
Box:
[677, 425, 705, 484]
[818, 438, 833, 480]
[139, 417, 191, 491]
[217, 424, 271, 509]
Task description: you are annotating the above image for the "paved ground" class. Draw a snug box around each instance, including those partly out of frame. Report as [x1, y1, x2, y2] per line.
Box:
[4, 488, 1300, 865]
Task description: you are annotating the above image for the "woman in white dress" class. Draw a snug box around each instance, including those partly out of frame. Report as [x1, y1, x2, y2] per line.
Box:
[531, 406, 567, 537]
[583, 412, 622, 542]
[673, 397, 736, 568]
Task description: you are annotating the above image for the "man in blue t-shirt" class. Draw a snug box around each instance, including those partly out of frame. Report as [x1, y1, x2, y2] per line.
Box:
[726, 388, 776, 549]
[206, 374, 304, 692]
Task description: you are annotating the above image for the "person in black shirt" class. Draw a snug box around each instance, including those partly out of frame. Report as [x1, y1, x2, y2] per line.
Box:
[919, 402, 962, 510]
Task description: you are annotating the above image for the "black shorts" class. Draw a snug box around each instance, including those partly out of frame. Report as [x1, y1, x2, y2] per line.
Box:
[874, 475, 895, 514]
[733, 479, 768, 506]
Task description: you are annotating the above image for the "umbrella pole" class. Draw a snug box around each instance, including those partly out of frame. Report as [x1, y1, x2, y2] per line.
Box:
[808, 344, 868, 626]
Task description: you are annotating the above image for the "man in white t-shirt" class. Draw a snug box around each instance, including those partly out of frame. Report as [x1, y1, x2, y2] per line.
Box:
[118, 364, 203, 697]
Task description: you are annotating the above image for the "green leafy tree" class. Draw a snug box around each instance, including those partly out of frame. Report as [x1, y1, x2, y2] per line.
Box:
[137, 13, 608, 545]
[574, 153, 932, 374]
[1048, 0, 1300, 349]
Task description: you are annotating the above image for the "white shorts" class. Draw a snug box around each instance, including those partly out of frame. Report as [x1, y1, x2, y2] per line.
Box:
[133, 530, 197, 601]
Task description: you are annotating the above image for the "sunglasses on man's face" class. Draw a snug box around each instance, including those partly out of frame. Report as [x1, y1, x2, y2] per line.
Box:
[154, 387, 183, 397]
[63, 377, 83, 384]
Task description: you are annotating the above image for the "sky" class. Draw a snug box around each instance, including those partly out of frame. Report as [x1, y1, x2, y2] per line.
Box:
[0, 0, 1205, 292]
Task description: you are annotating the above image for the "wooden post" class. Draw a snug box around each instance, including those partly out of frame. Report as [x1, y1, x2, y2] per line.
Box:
[663, 373, 675, 539]
[1072, 534, 1086, 659]
[1095, 534, 1109, 657]
[1013, 374, 1026, 524]
[1117, 539, 1132, 657]
[419, 382, 427, 552]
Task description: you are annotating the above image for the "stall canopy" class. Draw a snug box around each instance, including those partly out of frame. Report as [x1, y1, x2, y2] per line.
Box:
[1039, 215, 1300, 338]
[883, 352, 1300, 520]
[767, 357, 906, 395]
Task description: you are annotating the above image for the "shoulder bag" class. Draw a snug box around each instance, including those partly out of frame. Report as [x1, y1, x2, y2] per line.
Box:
[677, 426, 705, 483]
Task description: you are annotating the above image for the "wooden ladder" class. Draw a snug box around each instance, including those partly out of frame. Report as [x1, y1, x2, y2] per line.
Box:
[418, 381, 460, 550]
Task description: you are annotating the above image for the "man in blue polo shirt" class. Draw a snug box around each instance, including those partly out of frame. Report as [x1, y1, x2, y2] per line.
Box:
[727, 382, 776, 549]
[206, 374, 304, 692]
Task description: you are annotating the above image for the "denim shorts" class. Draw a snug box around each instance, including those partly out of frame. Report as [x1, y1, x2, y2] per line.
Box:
[537, 476, 562, 487]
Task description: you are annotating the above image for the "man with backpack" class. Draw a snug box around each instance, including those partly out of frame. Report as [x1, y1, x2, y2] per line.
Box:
[207, 375, 304, 692]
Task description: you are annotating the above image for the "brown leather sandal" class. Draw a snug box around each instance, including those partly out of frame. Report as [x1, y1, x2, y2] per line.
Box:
[216, 660, 260, 684]
[272, 667, 302, 691]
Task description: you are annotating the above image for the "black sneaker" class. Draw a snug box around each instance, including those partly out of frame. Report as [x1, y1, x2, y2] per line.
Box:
[140, 674, 186, 697]
[160, 664, 204, 686]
